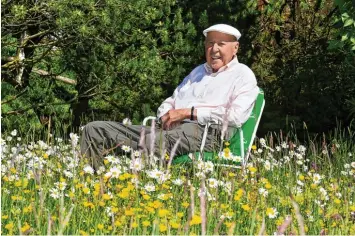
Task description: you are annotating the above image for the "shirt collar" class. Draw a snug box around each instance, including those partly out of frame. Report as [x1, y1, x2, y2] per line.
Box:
[204, 56, 239, 74]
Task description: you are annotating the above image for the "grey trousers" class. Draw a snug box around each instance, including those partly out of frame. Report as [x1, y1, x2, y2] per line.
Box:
[80, 121, 233, 169]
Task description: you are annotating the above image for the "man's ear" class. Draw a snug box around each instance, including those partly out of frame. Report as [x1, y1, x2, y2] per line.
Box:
[234, 42, 239, 55]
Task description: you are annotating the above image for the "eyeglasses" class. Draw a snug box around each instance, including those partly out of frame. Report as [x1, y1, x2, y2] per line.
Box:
[204, 40, 237, 48]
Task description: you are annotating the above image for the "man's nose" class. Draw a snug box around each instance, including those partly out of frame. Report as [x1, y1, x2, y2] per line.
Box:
[212, 43, 219, 52]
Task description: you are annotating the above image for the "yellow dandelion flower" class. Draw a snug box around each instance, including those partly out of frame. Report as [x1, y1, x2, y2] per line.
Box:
[114, 220, 122, 227]
[5, 222, 14, 230]
[224, 221, 233, 228]
[265, 183, 272, 189]
[241, 204, 251, 212]
[79, 230, 88, 235]
[228, 172, 236, 177]
[143, 194, 150, 200]
[125, 209, 134, 216]
[82, 187, 90, 194]
[2, 215, 9, 219]
[182, 202, 189, 208]
[234, 189, 243, 201]
[21, 222, 31, 233]
[334, 198, 341, 204]
[350, 205, 355, 211]
[220, 204, 228, 209]
[177, 212, 184, 218]
[190, 215, 202, 225]
[142, 220, 151, 227]
[299, 175, 305, 181]
[132, 222, 138, 228]
[51, 216, 57, 221]
[99, 201, 105, 207]
[248, 166, 257, 173]
[102, 194, 111, 200]
[97, 224, 104, 230]
[251, 145, 257, 150]
[159, 223, 167, 232]
[153, 200, 163, 209]
[170, 221, 180, 229]
[112, 207, 119, 213]
[158, 209, 169, 217]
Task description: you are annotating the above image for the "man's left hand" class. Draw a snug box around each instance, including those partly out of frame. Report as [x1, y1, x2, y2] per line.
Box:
[161, 109, 190, 130]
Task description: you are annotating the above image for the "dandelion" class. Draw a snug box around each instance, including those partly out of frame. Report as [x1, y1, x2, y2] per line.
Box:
[21, 222, 31, 233]
[97, 224, 104, 230]
[242, 204, 251, 211]
[190, 215, 202, 225]
[142, 220, 151, 227]
[159, 224, 167, 232]
[266, 207, 278, 219]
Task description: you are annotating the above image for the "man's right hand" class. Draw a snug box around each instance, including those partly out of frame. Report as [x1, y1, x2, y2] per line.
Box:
[161, 109, 190, 130]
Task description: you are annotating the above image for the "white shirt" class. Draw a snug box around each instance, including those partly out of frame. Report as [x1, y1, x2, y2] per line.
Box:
[157, 57, 259, 126]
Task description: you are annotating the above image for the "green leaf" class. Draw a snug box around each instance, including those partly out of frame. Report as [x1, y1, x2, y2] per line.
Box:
[344, 18, 354, 27]
[352, 45, 355, 50]
[341, 34, 348, 41]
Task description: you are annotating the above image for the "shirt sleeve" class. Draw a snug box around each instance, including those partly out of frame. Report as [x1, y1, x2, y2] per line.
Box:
[156, 74, 191, 119]
[196, 68, 259, 126]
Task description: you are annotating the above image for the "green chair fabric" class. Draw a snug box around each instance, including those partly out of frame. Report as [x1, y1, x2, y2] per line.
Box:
[172, 88, 265, 166]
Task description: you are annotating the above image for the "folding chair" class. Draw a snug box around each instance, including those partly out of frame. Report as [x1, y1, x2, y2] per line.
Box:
[143, 88, 265, 167]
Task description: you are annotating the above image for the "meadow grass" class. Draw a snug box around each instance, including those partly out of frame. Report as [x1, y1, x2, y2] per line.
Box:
[1, 127, 354, 235]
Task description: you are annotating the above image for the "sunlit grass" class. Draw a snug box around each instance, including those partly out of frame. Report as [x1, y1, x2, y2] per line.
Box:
[1, 128, 354, 235]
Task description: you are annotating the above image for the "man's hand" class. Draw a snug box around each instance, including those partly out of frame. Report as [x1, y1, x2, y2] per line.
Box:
[161, 109, 190, 130]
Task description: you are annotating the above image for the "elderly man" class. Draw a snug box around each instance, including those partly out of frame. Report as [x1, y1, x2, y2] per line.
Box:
[81, 24, 259, 169]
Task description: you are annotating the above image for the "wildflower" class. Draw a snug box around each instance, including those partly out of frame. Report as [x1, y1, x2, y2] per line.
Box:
[234, 189, 243, 201]
[97, 224, 104, 230]
[313, 173, 322, 184]
[159, 224, 167, 232]
[351, 162, 355, 168]
[182, 202, 189, 208]
[172, 178, 184, 186]
[242, 204, 251, 211]
[79, 230, 88, 235]
[265, 183, 272, 189]
[190, 215, 202, 225]
[130, 158, 144, 171]
[122, 145, 131, 152]
[266, 207, 278, 219]
[144, 182, 155, 192]
[264, 160, 271, 171]
[83, 165, 94, 175]
[258, 188, 268, 197]
[69, 133, 79, 147]
[177, 212, 184, 218]
[208, 178, 219, 188]
[158, 209, 170, 217]
[5, 222, 14, 231]
[49, 188, 60, 199]
[11, 129, 17, 136]
[122, 118, 132, 125]
[133, 150, 140, 157]
[21, 222, 31, 233]
[334, 198, 341, 204]
[170, 221, 180, 229]
[142, 220, 151, 227]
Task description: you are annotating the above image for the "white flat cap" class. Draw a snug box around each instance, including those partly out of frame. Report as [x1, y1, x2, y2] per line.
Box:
[203, 24, 241, 40]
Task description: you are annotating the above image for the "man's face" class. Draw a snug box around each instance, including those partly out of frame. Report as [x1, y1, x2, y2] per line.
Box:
[205, 31, 239, 72]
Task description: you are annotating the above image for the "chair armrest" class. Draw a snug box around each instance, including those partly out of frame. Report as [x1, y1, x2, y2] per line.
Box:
[142, 116, 157, 126]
